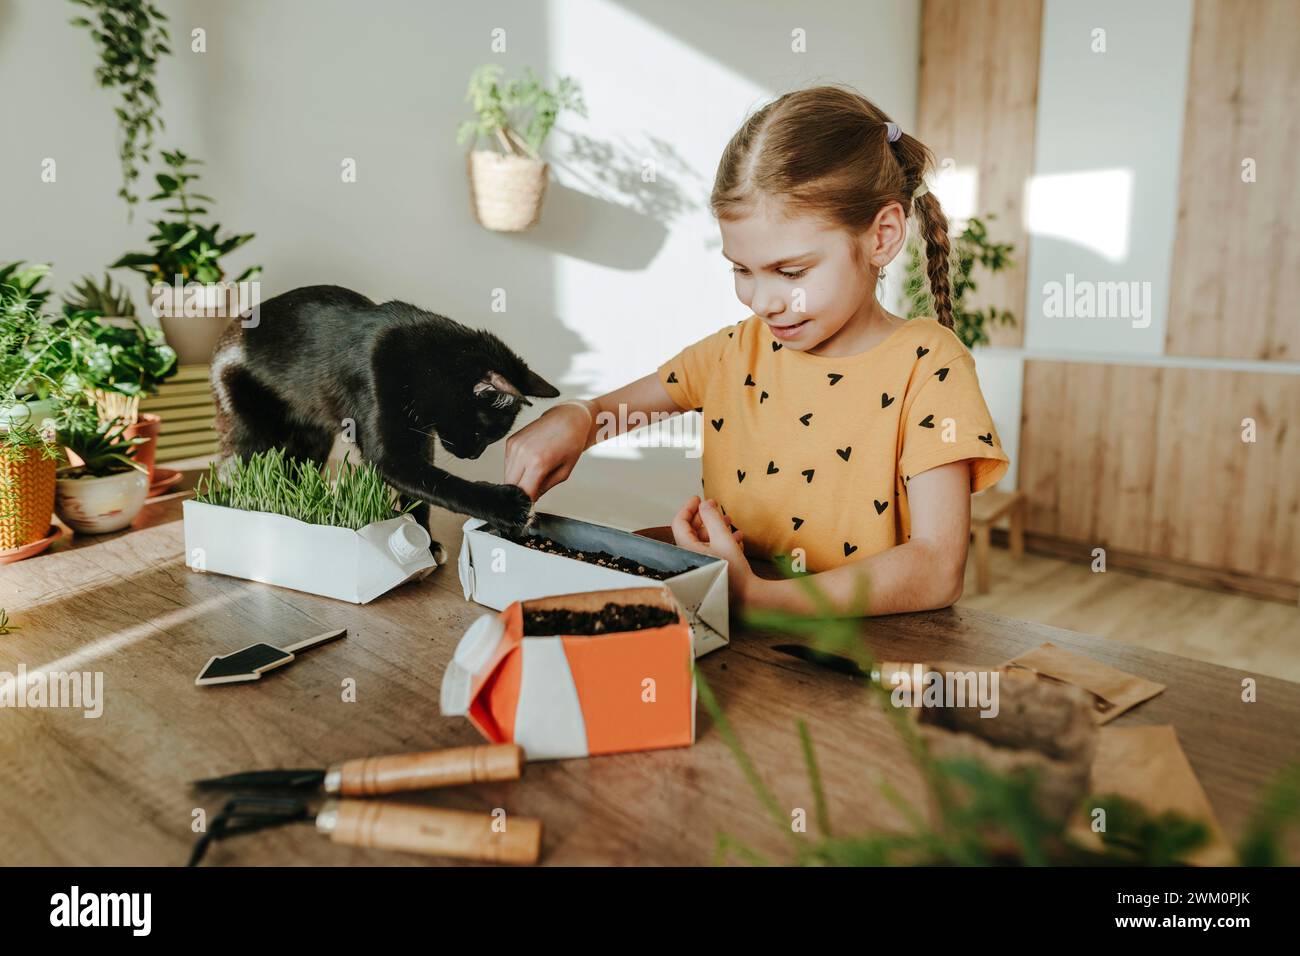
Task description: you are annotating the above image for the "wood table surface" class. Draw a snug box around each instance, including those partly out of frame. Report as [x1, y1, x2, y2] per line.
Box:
[1, 495, 1297, 866]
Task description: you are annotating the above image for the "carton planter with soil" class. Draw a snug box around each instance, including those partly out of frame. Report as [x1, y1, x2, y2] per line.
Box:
[441, 586, 695, 761]
[459, 512, 729, 657]
[184, 450, 438, 604]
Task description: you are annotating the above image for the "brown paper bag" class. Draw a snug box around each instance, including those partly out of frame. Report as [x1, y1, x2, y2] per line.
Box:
[1005, 642, 1165, 724]
[1068, 724, 1234, 866]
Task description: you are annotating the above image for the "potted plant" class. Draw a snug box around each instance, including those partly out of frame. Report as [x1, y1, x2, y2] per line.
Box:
[185, 449, 438, 603]
[48, 297, 178, 485]
[0, 262, 59, 428]
[112, 149, 261, 364]
[63, 273, 138, 328]
[54, 416, 149, 534]
[457, 65, 586, 232]
[0, 419, 61, 559]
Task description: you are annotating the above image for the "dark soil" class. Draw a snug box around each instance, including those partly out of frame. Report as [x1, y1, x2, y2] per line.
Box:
[523, 602, 680, 636]
[497, 530, 683, 581]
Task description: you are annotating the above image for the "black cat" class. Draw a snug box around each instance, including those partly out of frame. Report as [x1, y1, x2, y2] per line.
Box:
[211, 285, 558, 543]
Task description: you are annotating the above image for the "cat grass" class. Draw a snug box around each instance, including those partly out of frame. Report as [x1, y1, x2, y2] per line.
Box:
[194, 448, 413, 530]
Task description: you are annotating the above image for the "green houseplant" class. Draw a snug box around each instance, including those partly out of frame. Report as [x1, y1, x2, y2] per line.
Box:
[68, 0, 171, 215]
[112, 149, 261, 364]
[54, 415, 149, 534]
[63, 273, 137, 322]
[457, 64, 586, 232]
[904, 213, 1018, 349]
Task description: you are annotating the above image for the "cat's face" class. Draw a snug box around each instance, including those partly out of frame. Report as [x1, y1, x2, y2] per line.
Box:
[437, 367, 559, 460]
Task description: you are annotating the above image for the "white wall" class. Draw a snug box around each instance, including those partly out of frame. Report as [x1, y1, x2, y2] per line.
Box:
[0, 0, 921, 532]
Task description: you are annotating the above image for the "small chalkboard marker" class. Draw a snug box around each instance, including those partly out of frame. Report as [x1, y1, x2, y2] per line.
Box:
[195, 628, 347, 686]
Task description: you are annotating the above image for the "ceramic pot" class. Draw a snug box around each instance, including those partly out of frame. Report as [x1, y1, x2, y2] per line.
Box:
[123, 412, 161, 484]
[55, 467, 149, 534]
[153, 283, 238, 365]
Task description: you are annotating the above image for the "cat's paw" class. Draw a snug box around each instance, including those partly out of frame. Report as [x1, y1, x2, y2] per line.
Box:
[430, 539, 448, 566]
[488, 483, 535, 534]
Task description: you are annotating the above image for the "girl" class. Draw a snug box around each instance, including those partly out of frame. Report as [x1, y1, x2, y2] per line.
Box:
[503, 86, 1009, 617]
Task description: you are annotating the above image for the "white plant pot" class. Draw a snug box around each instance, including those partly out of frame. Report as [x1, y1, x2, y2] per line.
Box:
[0, 397, 58, 432]
[152, 283, 239, 365]
[55, 468, 149, 534]
[182, 500, 439, 603]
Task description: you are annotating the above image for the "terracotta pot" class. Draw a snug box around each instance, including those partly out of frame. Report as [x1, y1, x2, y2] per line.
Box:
[55, 467, 149, 534]
[466, 150, 549, 232]
[0, 443, 57, 550]
[153, 283, 239, 365]
[123, 412, 161, 484]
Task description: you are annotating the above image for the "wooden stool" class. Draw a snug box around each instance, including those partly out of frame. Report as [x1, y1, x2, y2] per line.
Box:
[969, 489, 1026, 594]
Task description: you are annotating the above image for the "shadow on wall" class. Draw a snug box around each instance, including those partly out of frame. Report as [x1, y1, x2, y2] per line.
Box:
[519, 129, 706, 270]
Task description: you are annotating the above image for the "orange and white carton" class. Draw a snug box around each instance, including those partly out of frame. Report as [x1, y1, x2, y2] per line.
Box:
[440, 586, 696, 761]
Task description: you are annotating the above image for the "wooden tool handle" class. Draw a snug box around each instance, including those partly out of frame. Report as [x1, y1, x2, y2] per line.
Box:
[318, 799, 541, 865]
[326, 743, 524, 796]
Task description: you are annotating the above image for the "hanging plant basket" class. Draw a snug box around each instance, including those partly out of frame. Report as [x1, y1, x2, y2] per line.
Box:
[466, 149, 549, 233]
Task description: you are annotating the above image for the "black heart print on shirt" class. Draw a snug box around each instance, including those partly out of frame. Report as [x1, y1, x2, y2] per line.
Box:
[882, 393, 894, 408]
[844, 542, 858, 556]
[801, 469, 815, 482]
[792, 516, 804, 530]
[935, 367, 949, 381]
[760, 391, 769, 403]
[836, 447, 852, 461]
[737, 469, 746, 483]
[666, 371, 677, 383]
[772, 341, 783, 351]
[712, 418, 724, 431]
[827, 373, 843, 386]
[799, 413, 812, 426]
[979, 433, 994, 445]
[766, 460, 779, 475]
[917, 346, 929, 358]
[874, 500, 889, 514]
[744, 374, 755, 387]
[919, 414, 935, 428]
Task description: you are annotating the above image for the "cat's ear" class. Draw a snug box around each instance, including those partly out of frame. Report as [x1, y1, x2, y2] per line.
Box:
[473, 369, 560, 407]
[519, 367, 560, 399]
[473, 370, 533, 408]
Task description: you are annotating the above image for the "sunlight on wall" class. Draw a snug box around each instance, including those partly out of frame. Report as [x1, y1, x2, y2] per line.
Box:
[934, 164, 980, 228]
[1025, 168, 1133, 264]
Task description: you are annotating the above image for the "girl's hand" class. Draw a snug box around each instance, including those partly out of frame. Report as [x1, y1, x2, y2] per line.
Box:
[671, 496, 757, 607]
[504, 403, 592, 500]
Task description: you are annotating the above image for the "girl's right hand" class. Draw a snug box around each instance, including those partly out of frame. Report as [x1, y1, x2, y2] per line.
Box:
[503, 402, 593, 501]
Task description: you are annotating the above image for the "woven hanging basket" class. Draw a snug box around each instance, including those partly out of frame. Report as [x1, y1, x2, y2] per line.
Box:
[466, 149, 549, 232]
[0, 444, 58, 551]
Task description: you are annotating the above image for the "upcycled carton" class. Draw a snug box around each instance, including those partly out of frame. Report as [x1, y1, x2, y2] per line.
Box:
[458, 512, 729, 657]
[440, 586, 696, 761]
[182, 500, 438, 603]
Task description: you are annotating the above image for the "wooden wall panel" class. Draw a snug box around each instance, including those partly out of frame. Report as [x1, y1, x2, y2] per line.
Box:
[1020, 360, 1300, 584]
[917, 0, 1042, 347]
[1166, 0, 1300, 360]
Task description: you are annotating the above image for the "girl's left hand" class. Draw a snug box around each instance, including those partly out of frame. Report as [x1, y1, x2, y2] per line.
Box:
[670, 496, 757, 607]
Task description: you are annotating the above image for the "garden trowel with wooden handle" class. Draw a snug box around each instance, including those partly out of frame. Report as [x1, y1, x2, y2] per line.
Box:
[193, 742, 525, 796]
[188, 794, 541, 866]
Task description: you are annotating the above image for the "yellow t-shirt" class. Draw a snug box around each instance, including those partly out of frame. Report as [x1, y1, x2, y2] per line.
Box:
[656, 315, 1010, 572]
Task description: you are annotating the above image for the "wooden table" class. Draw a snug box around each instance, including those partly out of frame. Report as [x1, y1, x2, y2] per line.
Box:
[2, 496, 1297, 866]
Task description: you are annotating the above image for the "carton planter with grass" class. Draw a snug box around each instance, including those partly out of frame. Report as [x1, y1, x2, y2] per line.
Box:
[440, 586, 695, 761]
[184, 450, 437, 603]
[459, 512, 729, 657]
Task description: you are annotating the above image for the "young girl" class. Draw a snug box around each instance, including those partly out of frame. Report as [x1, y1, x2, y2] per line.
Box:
[503, 86, 1008, 617]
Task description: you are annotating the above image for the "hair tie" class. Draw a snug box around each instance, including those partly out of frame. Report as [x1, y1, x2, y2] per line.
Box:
[913, 181, 930, 199]
[884, 121, 901, 143]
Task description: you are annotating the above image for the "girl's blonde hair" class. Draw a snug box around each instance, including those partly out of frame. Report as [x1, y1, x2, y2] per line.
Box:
[711, 84, 954, 329]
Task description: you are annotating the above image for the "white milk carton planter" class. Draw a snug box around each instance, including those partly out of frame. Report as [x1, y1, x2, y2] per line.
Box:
[183, 499, 438, 604]
[458, 512, 729, 657]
